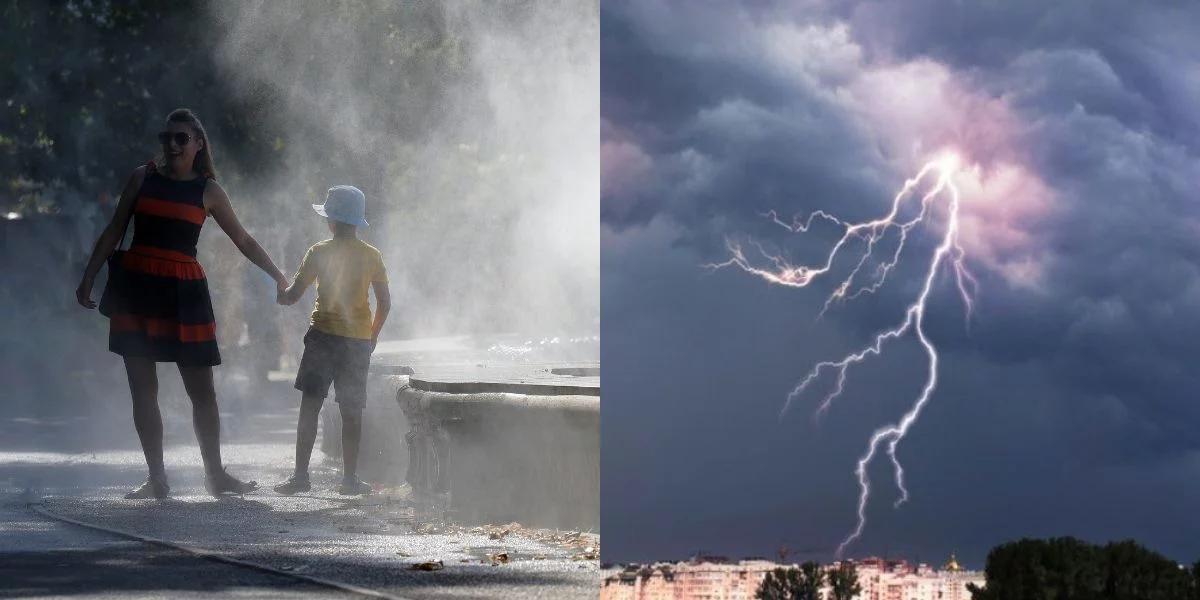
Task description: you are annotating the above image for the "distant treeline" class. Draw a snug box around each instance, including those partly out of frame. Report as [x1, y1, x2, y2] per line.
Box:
[2, 1, 271, 214]
[969, 537, 1200, 600]
[0, 0, 468, 226]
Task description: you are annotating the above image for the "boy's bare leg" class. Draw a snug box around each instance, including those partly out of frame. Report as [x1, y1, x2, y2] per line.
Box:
[339, 403, 364, 482]
[272, 392, 322, 495]
[294, 393, 325, 477]
[334, 403, 369, 495]
[124, 357, 165, 481]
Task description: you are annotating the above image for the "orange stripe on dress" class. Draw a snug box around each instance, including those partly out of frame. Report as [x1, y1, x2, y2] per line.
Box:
[121, 249, 206, 280]
[127, 246, 198, 262]
[136, 197, 206, 225]
[111, 314, 216, 342]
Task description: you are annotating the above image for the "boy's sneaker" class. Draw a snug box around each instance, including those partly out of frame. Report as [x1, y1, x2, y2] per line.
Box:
[273, 474, 311, 495]
[336, 478, 372, 496]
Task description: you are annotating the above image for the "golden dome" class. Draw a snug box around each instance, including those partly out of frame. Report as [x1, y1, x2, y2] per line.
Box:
[943, 554, 962, 572]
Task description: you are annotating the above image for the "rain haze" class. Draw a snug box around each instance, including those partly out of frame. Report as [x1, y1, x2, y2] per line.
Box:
[601, 0, 1200, 567]
[1, 3, 599, 596]
[2, 1, 597, 450]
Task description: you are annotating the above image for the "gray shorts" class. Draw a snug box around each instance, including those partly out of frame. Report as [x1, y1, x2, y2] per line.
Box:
[294, 327, 371, 408]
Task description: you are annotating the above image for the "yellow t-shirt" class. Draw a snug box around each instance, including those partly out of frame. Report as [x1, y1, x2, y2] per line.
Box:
[295, 237, 388, 340]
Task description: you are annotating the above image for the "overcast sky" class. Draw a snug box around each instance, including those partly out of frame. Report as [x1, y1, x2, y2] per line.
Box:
[601, 0, 1200, 567]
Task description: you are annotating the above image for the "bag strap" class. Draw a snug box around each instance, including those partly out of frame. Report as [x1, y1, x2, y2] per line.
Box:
[114, 161, 154, 253]
[115, 200, 136, 251]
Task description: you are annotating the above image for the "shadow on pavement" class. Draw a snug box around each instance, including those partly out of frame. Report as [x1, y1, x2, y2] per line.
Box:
[31, 496, 596, 599]
[0, 545, 345, 599]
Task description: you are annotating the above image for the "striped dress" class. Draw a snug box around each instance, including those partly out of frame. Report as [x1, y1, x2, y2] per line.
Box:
[107, 162, 221, 366]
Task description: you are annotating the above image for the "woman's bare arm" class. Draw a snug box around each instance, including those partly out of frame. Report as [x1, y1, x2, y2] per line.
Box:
[76, 166, 145, 309]
[205, 181, 287, 287]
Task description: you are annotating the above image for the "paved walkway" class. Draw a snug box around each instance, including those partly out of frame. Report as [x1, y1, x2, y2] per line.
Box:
[0, 384, 600, 599]
[0, 498, 351, 599]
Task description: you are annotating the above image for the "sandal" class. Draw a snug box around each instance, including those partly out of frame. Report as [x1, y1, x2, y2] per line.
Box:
[272, 474, 311, 495]
[125, 476, 170, 500]
[336, 478, 372, 496]
[204, 468, 257, 496]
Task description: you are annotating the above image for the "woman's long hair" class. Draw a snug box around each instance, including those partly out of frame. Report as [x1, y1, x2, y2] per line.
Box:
[157, 108, 217, 179]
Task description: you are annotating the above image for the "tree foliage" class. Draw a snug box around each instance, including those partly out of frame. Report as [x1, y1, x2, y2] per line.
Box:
[757, 567, 804, 600]
[828, 563, 861, 600]
[756, 562, 826, 600]
[0, 0, 468, 219]
[0, 1, 263, 213]
[797, 561, 825, 600]
[967, 537, 1194, 600]
[1192, 560, 1200, 600]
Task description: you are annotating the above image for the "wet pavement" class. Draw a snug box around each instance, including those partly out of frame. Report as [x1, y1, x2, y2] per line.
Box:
[0, 380, 600, 599]
[0, 499, 349, 599]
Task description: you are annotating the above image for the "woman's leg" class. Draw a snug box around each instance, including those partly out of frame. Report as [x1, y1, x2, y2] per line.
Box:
[177, 364, 222, 477]
[124, 357, 165, 480]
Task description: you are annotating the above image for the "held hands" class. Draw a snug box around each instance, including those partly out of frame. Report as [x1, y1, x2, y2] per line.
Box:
[76, 277, 97, 309]
[276, 279, 290, 305]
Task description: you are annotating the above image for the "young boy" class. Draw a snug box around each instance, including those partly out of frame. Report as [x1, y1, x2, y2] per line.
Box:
[273, 185, 390, 496]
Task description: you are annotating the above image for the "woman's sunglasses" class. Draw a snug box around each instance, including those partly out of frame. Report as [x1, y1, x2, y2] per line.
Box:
[157, 131, 194, 146]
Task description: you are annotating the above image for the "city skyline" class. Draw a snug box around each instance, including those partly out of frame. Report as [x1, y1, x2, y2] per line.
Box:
[602, 554, 984, 600]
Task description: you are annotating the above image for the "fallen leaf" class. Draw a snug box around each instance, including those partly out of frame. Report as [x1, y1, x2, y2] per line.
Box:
[411, 560, 444, 571]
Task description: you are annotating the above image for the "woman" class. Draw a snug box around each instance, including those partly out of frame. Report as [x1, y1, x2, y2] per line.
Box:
[76, 108, 286, 498]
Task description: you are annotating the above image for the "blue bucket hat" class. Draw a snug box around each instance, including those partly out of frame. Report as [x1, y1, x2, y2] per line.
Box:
[313, 185, 368, 227]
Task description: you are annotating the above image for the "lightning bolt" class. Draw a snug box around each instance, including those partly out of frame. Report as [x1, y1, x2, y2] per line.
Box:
[706, 154, 977, 558]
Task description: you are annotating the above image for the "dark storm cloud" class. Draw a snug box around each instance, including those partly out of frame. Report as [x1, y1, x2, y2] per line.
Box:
[602, 0, 1200, 565]
[601, 3, 895, 240]
[841, 0, 1200, 139]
